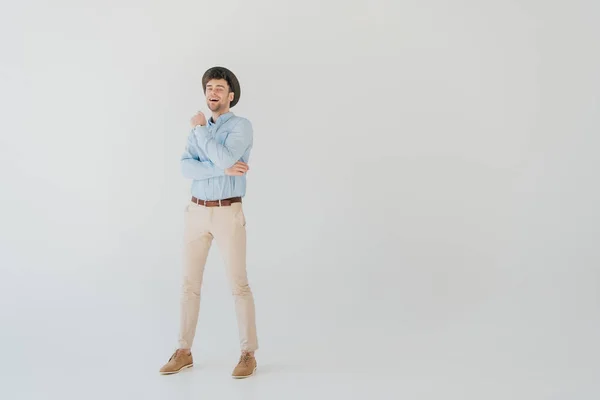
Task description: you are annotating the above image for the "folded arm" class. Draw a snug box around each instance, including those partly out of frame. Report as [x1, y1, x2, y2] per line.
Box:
[192, 119, 253, 169]
[180, 136, 225, 180]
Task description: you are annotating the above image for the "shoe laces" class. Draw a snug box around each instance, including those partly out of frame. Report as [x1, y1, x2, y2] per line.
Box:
[170, 350, 187, 361]
[239, 352, 253, 365]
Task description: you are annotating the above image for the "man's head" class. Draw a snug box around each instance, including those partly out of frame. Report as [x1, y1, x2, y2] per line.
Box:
[202, 67, 241, 114]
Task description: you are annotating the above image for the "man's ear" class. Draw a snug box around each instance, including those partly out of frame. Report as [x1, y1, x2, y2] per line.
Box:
[229, 92, 234, 102]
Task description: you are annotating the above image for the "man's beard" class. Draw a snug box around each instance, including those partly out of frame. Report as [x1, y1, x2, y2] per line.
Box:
[208, 101, 222, 111]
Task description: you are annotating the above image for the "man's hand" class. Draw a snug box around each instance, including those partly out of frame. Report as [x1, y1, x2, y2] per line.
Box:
[190, 111, 207, 127]
[225, 161, 249, 176]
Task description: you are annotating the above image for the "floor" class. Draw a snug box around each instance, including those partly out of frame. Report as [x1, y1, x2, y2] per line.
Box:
[3, 327, 599, 400]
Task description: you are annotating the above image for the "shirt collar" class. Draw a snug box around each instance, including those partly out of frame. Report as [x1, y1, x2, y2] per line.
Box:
[208, 112, 234, 127]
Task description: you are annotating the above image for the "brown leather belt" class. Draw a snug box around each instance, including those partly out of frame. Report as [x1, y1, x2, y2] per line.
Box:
[191, 196, 242, 207]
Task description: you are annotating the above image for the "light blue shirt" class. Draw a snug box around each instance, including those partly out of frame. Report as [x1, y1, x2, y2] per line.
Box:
[181, 112, 253, 201]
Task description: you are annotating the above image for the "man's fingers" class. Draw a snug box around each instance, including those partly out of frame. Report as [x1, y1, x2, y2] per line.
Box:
[225, 162, 249, 176]
[228, 166, 245, 174]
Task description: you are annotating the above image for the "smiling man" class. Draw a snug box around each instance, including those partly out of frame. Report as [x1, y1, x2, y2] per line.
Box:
[160, 66, 258, 379]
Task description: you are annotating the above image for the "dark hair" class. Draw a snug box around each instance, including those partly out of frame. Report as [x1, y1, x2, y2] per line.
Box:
[202, 68, 233, 92]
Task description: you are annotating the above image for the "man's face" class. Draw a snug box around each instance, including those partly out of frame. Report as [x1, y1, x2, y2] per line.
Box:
[205, 79, 234, 112]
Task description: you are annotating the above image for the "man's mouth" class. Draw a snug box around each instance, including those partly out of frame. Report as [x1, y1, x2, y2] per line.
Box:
[209, 98, 219, 102]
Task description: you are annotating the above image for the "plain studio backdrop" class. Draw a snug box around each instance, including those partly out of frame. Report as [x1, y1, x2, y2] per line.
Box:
[1, 0, 599, 399]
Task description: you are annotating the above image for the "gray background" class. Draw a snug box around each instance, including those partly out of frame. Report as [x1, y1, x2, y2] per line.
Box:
[1, 0, 598, 399]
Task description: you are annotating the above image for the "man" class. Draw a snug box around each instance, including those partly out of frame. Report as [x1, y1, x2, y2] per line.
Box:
[159, 66, 258, 379]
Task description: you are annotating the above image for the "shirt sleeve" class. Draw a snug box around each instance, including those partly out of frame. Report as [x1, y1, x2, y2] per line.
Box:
[192, 119, 253, 169]
[180, 134, 225, 180]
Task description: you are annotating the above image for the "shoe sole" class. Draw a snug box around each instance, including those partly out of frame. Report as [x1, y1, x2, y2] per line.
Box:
[232, 366, 257, 379]
[160, 363, 193, 375]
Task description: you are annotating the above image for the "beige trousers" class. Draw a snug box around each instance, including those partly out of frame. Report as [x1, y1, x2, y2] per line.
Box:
[178, 200, 258, 352]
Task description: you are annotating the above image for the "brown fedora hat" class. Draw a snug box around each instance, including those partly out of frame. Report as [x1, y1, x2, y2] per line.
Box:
[202, 66, 241, 108]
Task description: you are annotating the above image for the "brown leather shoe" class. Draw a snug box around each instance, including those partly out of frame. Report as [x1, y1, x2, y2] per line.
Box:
[159, 349, 193, 375]
[231, 352, 257, 378]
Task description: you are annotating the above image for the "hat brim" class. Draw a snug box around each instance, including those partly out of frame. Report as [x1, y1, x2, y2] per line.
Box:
[202, 66, 241, 108]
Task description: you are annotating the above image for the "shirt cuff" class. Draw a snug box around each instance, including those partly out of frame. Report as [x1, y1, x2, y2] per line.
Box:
[193, 125, 209, 144]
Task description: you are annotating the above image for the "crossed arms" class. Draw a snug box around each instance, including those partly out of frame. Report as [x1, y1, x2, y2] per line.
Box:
[181, 119, 252, 180]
